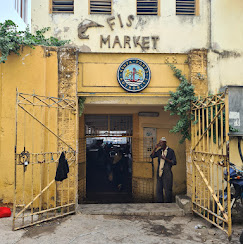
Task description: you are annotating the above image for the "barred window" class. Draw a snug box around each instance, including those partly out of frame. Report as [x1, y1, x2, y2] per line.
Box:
[176, 0, 197, 15]
[51, 0, 74, 13]
[90, 0, 112, 15]
[137, 0, 159, 15]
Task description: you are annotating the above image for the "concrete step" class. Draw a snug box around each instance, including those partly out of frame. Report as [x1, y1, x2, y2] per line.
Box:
[176, 195, 192, 214]
[77, 203, 185, 217]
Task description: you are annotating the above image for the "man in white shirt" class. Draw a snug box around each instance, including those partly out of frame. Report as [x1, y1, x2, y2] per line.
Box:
[150, 137, 177, 203]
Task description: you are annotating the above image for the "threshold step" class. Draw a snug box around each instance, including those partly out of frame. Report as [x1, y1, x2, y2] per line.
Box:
[77, 203, 185, 217]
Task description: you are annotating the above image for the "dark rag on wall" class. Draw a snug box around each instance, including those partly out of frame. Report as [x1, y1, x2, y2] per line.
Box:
[55, 152, 69, 181]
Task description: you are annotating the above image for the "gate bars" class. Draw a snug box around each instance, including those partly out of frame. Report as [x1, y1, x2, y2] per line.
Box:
[132, 137, 156, 202]
[191, 92, 232, 237]
[13, 91, 78, 230]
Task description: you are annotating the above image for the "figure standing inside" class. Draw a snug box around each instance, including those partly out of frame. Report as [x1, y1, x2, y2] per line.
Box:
[150, 137, 177, 203]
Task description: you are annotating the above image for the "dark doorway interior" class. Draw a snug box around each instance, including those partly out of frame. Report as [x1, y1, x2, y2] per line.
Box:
[85, 115, 133, 203]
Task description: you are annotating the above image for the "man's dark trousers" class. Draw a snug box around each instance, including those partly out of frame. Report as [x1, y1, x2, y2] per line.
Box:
[156, 169, 173, 203]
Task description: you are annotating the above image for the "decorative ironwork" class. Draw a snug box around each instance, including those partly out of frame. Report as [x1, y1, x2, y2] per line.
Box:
[13, 91, 78, 230]
[191, 91, 232, 237]
[18, 149, 30, 172]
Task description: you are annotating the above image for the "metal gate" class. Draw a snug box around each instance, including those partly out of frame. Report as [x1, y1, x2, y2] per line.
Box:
[191, 91, 232, 237]
[132, 136, 155, 202]
[13, 91, 78, 230]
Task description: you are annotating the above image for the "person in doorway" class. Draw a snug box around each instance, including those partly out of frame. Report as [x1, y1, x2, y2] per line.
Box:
[150, 137, 176, 203]
[112, 150, 125, 191]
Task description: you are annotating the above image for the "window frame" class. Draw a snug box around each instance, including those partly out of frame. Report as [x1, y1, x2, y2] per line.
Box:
[89, 0, 112, 15]
[50, 0, 74, 14]
[176, 0, 199, 16]
[15, 0, 28, 23]
[136, 0, 160, 16]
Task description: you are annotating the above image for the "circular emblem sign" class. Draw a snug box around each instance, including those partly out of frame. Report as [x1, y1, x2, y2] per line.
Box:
[117, 58, 151, 92]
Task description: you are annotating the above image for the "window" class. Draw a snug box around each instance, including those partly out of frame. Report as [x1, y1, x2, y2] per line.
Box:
[15, 0, 28, 23]
[176, 0, 197, 15]
[137, 0, 159, 16]
[90, 0, 112, 15]
[51, 0, 74, 13]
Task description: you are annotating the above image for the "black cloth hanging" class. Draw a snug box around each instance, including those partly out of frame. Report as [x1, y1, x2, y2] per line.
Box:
[55, 152, 69, 181]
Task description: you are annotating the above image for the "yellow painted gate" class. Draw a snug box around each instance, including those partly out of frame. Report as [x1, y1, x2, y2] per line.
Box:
[191, 92, 232, 237]
[13, 91, 78, 230]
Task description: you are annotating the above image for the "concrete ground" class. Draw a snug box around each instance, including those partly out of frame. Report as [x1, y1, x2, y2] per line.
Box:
[78, 203, 184, 216]
[1, 204, 243, 244]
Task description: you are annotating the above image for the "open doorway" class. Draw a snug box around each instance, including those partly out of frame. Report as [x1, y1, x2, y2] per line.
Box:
[85, 115, 133, 203]
[78, 106, 187, 204]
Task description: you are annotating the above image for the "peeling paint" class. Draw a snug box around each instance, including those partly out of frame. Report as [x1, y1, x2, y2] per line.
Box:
[45, 46, 58, 52]
[211, 49, 242, 59]
[64, 27, 70, 32]
[44, 49, 52, 58]
[54, 27, 62, 37]
[135, 17, 147, 30]
[22, 53, 30, 60]
[79, 45, 92, 52]
[21, 53, 30, 65]
[58, 48, 77, 99]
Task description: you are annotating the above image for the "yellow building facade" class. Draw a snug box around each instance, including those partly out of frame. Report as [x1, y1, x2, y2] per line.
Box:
[1, 47, 198, 205]
[77, 53, 190, 202]
[0, 47, 59, 205]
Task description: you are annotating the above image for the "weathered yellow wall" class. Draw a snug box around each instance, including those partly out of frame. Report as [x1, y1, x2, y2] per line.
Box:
[186, 50, 208, 197]
[31, 0, 243, 95]
[0, 46, 58, 205]
[78, 53, 188, 96]
[78, 52, 189, 200]
[83, 105, 186, 196]
[208, 0, 243, 93]
[229, 138, 243, 168]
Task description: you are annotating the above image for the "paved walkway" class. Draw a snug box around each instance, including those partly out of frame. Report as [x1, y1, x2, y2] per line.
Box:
[0, 204, 242, 244]
[78, 203, 184, 216]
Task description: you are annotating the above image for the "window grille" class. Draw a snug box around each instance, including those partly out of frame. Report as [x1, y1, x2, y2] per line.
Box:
[176, 0, 196, 15]
[137, 0, 158, 15]
[85, 115, 132, 137]
[52, 0, 74, 13]
[90, 0, 112, 15]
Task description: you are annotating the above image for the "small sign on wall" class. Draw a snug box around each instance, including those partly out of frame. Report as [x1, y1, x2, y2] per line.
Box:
[117, 58, 151, 93]
[229, 111, 240, 127]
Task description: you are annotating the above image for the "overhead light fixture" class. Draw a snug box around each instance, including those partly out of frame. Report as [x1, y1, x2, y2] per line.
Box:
[138, 112, 159, 117]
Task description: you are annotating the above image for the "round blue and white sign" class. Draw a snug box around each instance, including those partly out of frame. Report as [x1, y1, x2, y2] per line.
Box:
[117, 58, 151, 93]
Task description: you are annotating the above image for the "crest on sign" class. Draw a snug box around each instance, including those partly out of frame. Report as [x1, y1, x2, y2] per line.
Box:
[117, 58, 151, 92]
